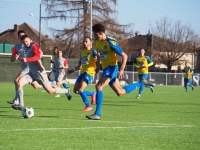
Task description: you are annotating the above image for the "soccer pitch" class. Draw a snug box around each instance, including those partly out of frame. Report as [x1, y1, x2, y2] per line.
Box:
[0, 83, 200, 150]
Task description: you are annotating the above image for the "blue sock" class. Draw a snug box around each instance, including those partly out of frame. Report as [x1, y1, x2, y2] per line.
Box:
[123, 82, 143, 93]
[188, 83, 193, 87]
[138, 83, 144, 95]
[79, 92, 91, 107]
[51, 77, 55, 82]
[84, 90, 93, 96]
[62, 83, 68, 88]
[145, 85, 151, 88]
[185, 86, 188, 91]
[94, 90, 103, 116]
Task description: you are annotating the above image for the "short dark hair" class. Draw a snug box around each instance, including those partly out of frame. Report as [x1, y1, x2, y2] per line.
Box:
[92, 23, 105, 33]
[17, 30, 25, 36]
[53, 46, 58, 50]
[84, 36, 91, 41]
[21, 35, 29, 41]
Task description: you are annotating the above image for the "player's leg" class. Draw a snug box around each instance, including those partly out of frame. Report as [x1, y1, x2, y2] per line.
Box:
[86, 76, 110, 120]
[31, 81, 42, 89]
[12, 74, 31, 110]
[36, 71, 72, 100]
[61, 80, 68, 88]
[55, 81, 61, 97]
[110, 78, 143, 96]
[187, 79, 194, 90]
[54, 74, 61, 97]
[48, 70, 56, 87]
[143, 74, 154, 93]
[184, 78, 188, 92]
[7, 73, 23, 104]
[74, 73, 93, 111]
[136, 74, 144, 98]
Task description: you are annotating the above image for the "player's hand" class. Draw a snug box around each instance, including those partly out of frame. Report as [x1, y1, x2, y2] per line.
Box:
[142, 65, 147, 68]
[15, 54, 20, 60]
[20, 58, 26, 62]
[118, 70, 124, 79]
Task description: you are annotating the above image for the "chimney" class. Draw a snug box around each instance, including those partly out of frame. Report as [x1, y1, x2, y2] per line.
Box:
[135, 31, 140, 37]
[14, 24, 19, 32]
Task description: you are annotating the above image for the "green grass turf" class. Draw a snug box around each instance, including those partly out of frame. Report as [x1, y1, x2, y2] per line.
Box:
[0, 83, 200, 150]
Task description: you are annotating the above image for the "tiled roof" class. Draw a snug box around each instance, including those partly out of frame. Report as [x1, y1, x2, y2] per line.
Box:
[0, 22, 54, 47]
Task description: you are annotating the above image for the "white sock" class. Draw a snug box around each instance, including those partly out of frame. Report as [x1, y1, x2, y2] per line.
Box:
[56, 88, 68, 94]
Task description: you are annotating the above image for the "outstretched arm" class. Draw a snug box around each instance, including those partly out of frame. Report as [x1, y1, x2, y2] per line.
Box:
[67, 56, 82, 74]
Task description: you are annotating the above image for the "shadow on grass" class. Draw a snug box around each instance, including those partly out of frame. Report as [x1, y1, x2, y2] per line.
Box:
[0, 106, 12, 108]
[37, 116, 59, 118]
[0, 114, 22, 118]
[33, 107, 80, 111]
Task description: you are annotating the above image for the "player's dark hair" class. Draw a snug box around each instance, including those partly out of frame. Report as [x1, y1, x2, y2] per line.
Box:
[140, 48, 146, 51]
[53, 46, 58, 50]
[17, 30, 25, 36]
[84, 36, 91, 41]
[21, 35, 29, 41]
[92, 23, 105, 33]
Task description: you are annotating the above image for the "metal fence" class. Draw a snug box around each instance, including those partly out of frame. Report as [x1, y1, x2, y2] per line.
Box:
[66, 71, 200, 86]
[1, 52, 199, 86]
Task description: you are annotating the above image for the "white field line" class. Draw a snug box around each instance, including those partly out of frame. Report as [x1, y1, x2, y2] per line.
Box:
[0, 124, 195, 132]
[34, 117, 177, 126]
[35, 117, 195, 127]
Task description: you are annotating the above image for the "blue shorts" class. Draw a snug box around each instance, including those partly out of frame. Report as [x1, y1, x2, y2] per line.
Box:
[138, 74, 148, 81]
[76, 72, 93, 84]
[102, 66, 118, 86]
[184, 78, 191, 83]
[50, 70, 56, 75]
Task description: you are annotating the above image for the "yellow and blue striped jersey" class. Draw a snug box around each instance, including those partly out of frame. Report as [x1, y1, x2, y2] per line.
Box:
[133, 55, 153, 74]
[95, 36, 123, 69]
[184, 67, 193, 79]
[80, 48, 97, 76]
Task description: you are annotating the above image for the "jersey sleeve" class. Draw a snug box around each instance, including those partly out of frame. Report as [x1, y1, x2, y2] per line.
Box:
[25, 44, 41, 62]
[64, 59, 68, 65]
[146, 56, 153, 63]
[107, 38, 123, 55]
[91, 49, 97, 59]
[12, 46, 17, 55]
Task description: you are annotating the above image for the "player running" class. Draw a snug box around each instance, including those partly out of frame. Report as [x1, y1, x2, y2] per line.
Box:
[54, 50, 69, 97]
[12, 35, 72, 110]
[7, 30, 41, 105]
[68, 37, 97, 111]
[86, 23, 154, 120]
[133, 48, 154, 99]
[48, 46, 68, 89]
[183, 61, 194, 92]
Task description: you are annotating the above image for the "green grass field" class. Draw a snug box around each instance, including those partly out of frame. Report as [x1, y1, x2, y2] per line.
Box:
[0, 83, 200, 150]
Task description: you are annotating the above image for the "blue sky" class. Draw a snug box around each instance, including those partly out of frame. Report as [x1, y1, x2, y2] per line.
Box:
[0, 0, 199, 37]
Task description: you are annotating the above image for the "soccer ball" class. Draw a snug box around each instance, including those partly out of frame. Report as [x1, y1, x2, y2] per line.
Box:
[22, 106, 34, 118]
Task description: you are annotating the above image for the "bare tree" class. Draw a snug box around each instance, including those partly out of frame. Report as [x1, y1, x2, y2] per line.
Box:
[151, 17, 199, 72]
[41, 0, 133, 58]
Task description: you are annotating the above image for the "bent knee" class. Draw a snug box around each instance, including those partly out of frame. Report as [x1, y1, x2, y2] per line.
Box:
[116, 91, 125, 97]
